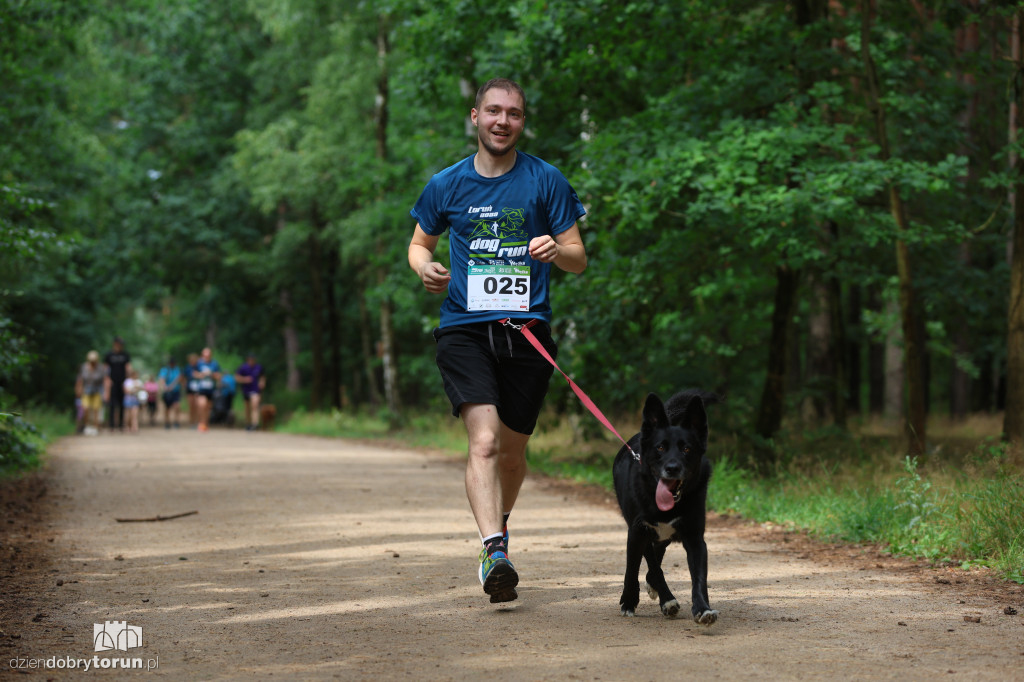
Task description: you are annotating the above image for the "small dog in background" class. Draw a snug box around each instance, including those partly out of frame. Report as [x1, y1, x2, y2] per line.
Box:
[259, 404, 277, 431]
[612, 389, 719, 624]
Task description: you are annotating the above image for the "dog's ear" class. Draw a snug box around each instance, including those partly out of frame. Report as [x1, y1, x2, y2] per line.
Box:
[679, 397, 709, 448]
[642, 393, 669, 429]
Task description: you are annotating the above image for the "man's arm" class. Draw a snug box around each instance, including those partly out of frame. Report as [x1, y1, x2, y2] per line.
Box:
[528, 223, 587, 274]
[408, 224, 451, 294]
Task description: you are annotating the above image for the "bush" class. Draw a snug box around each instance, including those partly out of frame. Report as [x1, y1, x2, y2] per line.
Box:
[0, 411, 40, 475]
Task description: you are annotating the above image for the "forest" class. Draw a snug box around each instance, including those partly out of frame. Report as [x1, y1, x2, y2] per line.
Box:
[5, 0, 1024, 471]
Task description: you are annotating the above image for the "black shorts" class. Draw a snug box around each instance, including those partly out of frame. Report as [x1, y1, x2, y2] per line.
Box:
[433, 319, 556, 435]
[162, 391, 180, 407]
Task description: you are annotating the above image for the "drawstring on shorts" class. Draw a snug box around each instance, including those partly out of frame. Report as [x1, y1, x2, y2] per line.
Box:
[487, 322, 514, 360]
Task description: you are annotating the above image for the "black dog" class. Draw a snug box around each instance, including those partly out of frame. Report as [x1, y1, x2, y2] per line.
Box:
[612, 389, 719, 624]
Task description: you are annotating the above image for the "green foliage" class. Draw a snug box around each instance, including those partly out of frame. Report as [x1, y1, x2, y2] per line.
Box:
[709, 445, 1024, 582]
[1, 1, 1021, 467]
[0, 412, 40, 476]
[0, 406, 80, 477]
[886, 457, 954, 560]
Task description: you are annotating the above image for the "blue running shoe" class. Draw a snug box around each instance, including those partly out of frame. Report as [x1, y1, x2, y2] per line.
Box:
[478, 546, 519, 603]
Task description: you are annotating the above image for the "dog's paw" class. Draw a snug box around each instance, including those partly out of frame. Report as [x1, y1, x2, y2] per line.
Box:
[693, 609, 719, 626]
[660, 599, 680, 618]
[620, 607, 636, 617]
[646, 583, 659, 601]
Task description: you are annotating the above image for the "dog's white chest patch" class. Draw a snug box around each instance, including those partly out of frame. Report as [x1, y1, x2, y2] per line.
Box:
[644, 521, 678, 542]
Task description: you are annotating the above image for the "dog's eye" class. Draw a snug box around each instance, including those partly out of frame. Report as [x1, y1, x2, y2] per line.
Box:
[684, 447, 690, 453]
[657, 444, 666, 452]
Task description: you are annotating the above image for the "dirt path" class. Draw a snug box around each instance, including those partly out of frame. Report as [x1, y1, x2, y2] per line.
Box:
[2, 428, 1022, 680]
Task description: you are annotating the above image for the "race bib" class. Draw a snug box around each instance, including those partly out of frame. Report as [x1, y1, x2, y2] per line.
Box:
[466, 264, 531, 312]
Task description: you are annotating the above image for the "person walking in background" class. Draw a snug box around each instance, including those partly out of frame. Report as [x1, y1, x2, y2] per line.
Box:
[143, 374, 159, 427]
[194, 347, 221, 432]
[184, 353, 200, 426]
[103, 336, 132, 432]
[235, 353, 265, 431]
[408, 77, 587, 604]
[212, 371, 237, 427]
[123, 369, 143, 433]
[75, 350, 105, 436]
[158, 356, 183, 429]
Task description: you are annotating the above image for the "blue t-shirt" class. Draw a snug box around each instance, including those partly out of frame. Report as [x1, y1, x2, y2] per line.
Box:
[184, 364, 198, 392]
[196, 358, 221, 391]
[158, 366, 181, 394]
[411, 151, 585, 328]
[220, 374, 237, 396]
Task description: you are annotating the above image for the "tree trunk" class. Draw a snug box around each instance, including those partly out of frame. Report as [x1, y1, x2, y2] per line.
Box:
[847, 284, 862, 414]
[205, 318, 217, 352]
[884, 297, 904, 420]
[867, 285, 885, 414]
[325, 246, 342, 409]
[951, 6, 980, 421]
[755, 265, 800, 468]
[275, 202, 301, 393]
[792, 0, 832, 428]
[827, 254, 847, 429]
[1004, 10, 1024, 444]
[860, 1, 927, 458]
[806, 273, 832, 421]
[379, 290, 400, 415]
[307, 233, 325, 411]
[374, 13, 401, 418]
[280, 290, 301, 392]
[358, 289, 382, 406]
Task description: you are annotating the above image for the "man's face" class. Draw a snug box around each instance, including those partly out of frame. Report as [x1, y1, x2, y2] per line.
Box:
[201, 348, 211, 362]
[471, 87, 525, 157]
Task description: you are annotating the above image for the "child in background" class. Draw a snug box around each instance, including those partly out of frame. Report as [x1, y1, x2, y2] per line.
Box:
[144, 375, 159, 426]
[123, 370, 143, 433]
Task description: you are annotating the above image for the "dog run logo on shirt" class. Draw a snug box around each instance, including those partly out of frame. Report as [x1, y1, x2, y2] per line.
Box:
[467, 207, 528, 262]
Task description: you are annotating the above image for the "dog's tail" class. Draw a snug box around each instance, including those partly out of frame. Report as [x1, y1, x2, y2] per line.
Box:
[665, 389, 721, 425]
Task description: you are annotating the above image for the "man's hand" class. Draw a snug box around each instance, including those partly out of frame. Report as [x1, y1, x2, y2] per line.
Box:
[417, 261, 451, 294]
[409, 224, 450, 294]
[530, 224, 587, 274]
[528, 235, 559, 263]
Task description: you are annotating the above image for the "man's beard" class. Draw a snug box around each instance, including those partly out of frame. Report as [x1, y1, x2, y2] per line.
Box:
[479, 129, 517, 156]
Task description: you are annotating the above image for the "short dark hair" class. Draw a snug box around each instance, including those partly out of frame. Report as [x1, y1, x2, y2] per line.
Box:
[475, 78, 526, 112]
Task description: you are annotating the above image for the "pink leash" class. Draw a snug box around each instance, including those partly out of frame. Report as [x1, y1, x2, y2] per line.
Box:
[502, 318, 640, 462]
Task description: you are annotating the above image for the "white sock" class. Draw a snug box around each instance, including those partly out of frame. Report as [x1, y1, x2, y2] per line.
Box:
[481, 532, 504, 549]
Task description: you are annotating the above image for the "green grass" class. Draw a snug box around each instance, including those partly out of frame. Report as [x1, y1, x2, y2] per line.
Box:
[705, 437, 1024, 583]
[278, 407, 467, 452]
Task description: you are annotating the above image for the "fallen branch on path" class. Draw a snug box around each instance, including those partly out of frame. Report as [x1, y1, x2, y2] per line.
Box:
[115, 510, 198, 523]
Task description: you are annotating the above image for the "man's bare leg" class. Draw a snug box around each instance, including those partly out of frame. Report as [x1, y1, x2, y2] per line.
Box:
[461, 403, 530, 537]
[462, 403, 528, 602]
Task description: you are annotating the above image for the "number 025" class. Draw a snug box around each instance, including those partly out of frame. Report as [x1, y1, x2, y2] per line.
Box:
[484, 276, 528, 296]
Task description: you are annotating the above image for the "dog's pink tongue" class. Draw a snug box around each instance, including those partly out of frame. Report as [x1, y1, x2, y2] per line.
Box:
[655, 479, 676, 511]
